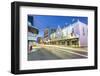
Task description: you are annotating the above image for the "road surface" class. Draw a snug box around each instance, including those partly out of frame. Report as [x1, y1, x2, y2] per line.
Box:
[28, 45, 87, 61]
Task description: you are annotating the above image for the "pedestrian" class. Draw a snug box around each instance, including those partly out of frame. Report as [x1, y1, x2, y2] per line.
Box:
[30, 45, 32, 52]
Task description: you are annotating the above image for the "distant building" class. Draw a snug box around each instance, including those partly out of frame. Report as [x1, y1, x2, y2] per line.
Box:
[50, 29, 56, 40]
[44, 28, 49, 43]
[37, 37, 43, 44]
[50, 29, 56, 35]
[44, 28, 49, 38]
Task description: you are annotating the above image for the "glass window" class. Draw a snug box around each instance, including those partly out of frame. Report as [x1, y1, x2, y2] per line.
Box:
[83, 27, 85, 35]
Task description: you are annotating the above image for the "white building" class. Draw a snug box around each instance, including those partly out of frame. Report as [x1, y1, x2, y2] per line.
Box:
[62, 20, 88, 47]
[71, 20, 88, 47]
[49, 20, 88, 47]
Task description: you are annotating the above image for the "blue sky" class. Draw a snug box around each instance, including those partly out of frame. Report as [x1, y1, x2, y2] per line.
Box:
[28, 15, 88, 38]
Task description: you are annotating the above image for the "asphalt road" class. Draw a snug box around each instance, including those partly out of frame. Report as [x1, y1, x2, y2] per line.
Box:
[28, 45, 87, 61]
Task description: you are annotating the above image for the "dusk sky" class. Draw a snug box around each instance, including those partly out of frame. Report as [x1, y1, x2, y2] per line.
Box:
[28, 15, 88, 38]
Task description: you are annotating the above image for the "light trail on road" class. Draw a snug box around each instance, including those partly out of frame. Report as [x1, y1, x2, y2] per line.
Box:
[42, 45, 87, 58]
[28, 44, 88, 60]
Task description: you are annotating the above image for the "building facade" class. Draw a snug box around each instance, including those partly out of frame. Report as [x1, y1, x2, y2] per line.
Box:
[44, 28, 49, 44]
[37, 37, 43, 44]
[28, 16, 39, 51]
[48, 20, 88, 47]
